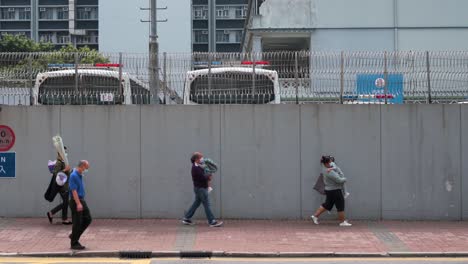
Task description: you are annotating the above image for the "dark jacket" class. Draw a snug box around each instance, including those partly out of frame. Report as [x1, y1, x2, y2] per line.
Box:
[192, 164, 209, 188]
[44, 158, 70, 202]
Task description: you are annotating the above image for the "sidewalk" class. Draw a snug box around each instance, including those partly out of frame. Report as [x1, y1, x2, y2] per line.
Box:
[0, 218, 467, 257]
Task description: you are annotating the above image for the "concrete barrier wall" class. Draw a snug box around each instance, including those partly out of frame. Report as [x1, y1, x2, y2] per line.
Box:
[0, 105, 467, 220]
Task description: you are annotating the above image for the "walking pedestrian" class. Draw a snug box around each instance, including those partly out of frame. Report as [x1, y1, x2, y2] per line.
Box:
[182, 152, 223, 227]
[69, 160, 92, 250]
[311, 156, 352, 227]
[45, 147, 72, 225]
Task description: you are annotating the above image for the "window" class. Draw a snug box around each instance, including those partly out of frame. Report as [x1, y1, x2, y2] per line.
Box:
[40, 33, 54, 43]
[39, 8, 53, 19]
[77, 36, 91, 44]
[234, 30, 243, 43]
[193, 6, 208, 19]
[194, 30, 208, 43]
[57, 35, 70, 44]
[57, 7, 69, 20]
[216, 30, 229, 43]
[19, 8, 31, 20]
[216, 6, 229, 18]
[77, 7, 98, 20]
[235, 6, 247, 18]
[1, 8, 16, 20]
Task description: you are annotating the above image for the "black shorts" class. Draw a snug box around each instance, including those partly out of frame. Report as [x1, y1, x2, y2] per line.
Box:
[322, 189, 345, 212]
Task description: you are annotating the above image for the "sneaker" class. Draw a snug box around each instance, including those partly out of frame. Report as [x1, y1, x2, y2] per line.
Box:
[182, 219, 194, 226]
[70, 243, 86, 250]
[344, 192, 350, 199]
[311, 215, 319, 225]
[339, 220, 352, 227]
[209, 221, 223, 227]
[207, 187, 213, 194]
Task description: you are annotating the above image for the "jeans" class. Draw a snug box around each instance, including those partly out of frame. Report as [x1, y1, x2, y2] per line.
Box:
[50, 191, 69, 220]
[184, 187, 215, 224]
[70, 199, 92, 245]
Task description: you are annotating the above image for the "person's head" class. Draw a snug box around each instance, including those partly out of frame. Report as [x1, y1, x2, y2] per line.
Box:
[190, 152, 204, 164]
[329, 155, 335, 163]
[320, 155, 332, 168]
[76, 160, 89, 174]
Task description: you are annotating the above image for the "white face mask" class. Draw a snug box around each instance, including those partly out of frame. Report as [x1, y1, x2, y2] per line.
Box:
[83, 169, 89, 175]
[199, 158, 205, 164]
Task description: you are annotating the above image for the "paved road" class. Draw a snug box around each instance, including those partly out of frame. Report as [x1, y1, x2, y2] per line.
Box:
[1, 258, 468, 264]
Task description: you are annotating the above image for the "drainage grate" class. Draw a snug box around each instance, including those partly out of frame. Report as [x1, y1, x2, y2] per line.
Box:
[119, 251, 152, 259]
[180, 251, 213, 258]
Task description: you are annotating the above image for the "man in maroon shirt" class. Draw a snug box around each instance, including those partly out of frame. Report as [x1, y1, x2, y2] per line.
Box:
[182, 152, 223, 227]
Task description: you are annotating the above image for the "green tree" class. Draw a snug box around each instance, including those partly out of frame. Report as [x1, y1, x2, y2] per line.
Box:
[0, 34, 54, 52]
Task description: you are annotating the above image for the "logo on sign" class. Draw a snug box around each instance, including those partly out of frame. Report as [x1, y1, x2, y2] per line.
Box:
[100, 93, 114, 102]
[375, 78, 386, 88]
[0, 125, 15, 152]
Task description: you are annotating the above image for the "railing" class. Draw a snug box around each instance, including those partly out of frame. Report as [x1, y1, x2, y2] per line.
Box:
[0, 51, 467, 105]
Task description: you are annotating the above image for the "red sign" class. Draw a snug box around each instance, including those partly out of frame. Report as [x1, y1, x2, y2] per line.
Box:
[0, 125, 15, 152]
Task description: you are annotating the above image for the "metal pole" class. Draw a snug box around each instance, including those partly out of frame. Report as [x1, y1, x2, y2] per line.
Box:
[118, 52, 123, 103]
[208, 53, 212, 104]
[426, 51, 432, 104]
[28, 53, 33, 106]
[163, 52, 167, 104]
[252, 53, 256, 103]
[340, 51, 344, 104]
[294, 52, 299, 104]
[384, 51, 388, 105]
[74, 52, 79, 104]
[149, 0, 160, 104]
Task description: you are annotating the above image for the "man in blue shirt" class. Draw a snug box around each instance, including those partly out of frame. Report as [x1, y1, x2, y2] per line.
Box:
[69, 160, 92, 250]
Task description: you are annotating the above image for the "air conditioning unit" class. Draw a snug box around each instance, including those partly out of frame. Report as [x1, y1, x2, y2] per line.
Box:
[8, 8, 15, 12]
[25, 7, 31, 11]
[224, 30, 230, 34]
[63, 7, 69, 11]
[40, 8, 46, 12]
[202, 31, 208, 34]
[84, 7, 92, 11]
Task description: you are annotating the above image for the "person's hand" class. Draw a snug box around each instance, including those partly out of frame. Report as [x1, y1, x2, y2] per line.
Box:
[327, 168, 334, 173]
[64, 165, 71, 172]
[77, 203, 83, 212]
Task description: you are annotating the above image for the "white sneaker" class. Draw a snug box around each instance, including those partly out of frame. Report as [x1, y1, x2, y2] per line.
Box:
[339, 220, 352, 227]
[207, 187, 213, 193]
[311, 215, 319, 225]
[344, 192, 350, 199]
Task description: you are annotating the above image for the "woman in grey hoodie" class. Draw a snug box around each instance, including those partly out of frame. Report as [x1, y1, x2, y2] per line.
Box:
[311, 156, 352, 227]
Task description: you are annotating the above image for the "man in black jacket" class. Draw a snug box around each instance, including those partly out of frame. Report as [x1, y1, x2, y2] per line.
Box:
[182, 152, 223, 227]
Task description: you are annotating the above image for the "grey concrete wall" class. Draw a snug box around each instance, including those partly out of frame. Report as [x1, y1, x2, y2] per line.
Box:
[0, 105, 467, 220]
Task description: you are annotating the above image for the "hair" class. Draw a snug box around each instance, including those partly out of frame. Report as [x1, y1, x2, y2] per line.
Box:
[329, 155, 335, 162]
[190, 152, 202, 164]
[320, 155, 331, 165]
[77, 160, 88, 168]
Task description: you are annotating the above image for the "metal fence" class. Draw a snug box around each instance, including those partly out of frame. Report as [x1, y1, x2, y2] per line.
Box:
[0, 51, 467, 105]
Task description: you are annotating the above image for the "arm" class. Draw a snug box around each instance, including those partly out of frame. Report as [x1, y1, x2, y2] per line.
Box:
[71, 190, 83, 212]
[326, 170, 346, 184]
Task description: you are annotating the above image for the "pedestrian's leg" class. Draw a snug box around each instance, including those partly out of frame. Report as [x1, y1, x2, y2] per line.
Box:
[80, 201, 92, 237]
[184, 189, 202, 220]
[61, 191, 70, 221]
[199, 188, 215, 224]
[50, 202, 63, 216]
[313, 206, 327, 217]
[70, 199, 82, 245]
[338, 211, 346, 222]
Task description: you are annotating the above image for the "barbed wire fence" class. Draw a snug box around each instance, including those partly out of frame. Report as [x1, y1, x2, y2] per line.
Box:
[0, 51, 467, 105]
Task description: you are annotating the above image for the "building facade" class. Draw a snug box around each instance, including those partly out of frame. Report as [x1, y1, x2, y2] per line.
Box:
[192, 0, 248, 52]
[242, 0, 468, 53]
[0, 0, 99, 50]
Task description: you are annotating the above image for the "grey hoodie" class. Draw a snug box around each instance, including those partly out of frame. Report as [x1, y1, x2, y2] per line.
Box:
[322, 164, 346, 191]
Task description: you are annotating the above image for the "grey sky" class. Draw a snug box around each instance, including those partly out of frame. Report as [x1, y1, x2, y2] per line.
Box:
[99, 0, 191, 53]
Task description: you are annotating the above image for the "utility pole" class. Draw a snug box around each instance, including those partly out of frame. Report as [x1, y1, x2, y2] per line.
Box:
[141, 0, 167, 104]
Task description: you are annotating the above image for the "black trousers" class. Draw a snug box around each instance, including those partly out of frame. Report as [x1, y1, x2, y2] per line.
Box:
[50, 191, 69, 220]
[70, 198, 92, 245]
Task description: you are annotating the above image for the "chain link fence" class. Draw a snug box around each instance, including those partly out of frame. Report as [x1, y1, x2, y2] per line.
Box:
[0, 51, 467, 105]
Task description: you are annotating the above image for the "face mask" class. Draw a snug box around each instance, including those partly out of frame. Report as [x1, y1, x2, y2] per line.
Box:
[83, 169, 89, 175]
[199, 158, 205, 164]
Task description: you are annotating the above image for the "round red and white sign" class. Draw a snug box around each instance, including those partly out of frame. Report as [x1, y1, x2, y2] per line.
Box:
[0, 125, 15, 152]
[375, 78, 386, 88]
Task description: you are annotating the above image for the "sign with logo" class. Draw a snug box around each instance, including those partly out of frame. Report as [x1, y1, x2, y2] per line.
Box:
[0, 125, 15, 152]
[357, 74, 404, 104]
[0, 152, 15, 178]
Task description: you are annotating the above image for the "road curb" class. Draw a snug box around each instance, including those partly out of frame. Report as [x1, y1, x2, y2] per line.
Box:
[2, 251, 468, 258]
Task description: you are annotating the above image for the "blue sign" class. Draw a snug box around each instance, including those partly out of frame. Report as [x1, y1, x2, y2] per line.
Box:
[357, 74, 404, 104]
[0, 152, 15, 178]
